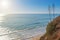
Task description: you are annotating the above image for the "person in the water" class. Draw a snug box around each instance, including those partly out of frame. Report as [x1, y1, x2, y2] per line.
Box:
[40, 16, 60, 40]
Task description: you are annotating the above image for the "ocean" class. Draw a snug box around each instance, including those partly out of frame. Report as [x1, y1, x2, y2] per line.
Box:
[0, 14, 60, 40]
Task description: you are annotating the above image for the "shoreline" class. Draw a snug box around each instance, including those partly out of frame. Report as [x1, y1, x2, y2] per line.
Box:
[24, 34, 41, 40]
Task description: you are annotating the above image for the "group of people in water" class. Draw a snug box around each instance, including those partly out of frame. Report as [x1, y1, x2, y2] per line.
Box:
[40, 16, 60, 40]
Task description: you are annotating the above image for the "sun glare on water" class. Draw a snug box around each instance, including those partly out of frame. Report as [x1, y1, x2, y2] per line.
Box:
[0, 14, 6, 16]
[0, 14, 5, 22]
[0, 27, 11, 40]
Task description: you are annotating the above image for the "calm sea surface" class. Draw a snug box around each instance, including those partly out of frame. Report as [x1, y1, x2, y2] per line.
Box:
[0, 14, 60, 40]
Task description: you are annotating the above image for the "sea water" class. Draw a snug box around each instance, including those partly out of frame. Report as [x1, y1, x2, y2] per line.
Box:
[0, 14, 60, 40]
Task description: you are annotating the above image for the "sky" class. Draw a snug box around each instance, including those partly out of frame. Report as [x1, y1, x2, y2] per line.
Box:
[0, 0, 60, 14]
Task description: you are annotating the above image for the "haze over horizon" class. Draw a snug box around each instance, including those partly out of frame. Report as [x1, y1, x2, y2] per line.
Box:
[0, 0, 60, 14]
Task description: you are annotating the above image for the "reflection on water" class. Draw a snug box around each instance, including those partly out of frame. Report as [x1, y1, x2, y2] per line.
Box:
[0, 16, 4, 22]
[0, 16, 10, 40]
[0, 16, 9, 40]
[0, 16, 21, 40]
[0, 26, 10, 40]
[0, 14, 52, 40]
[0, 35, 10, 40]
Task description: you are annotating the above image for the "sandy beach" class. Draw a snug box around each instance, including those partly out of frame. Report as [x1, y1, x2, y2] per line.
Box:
[24, 34, 41, 40]
[30, 35, 41, 40]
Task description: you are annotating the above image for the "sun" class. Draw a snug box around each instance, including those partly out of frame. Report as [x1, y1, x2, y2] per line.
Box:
[0, 0, 10, 15]
[2, 1, 8, 6]
[1, 0, 9, 8]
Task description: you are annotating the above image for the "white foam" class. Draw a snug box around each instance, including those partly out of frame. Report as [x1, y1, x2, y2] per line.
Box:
[10, 26, 46, 40]
[0, 26, 46, 40]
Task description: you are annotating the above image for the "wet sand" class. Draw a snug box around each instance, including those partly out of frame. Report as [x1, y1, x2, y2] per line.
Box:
[26, 34, 41, 40]
[31, 35, 41, 40]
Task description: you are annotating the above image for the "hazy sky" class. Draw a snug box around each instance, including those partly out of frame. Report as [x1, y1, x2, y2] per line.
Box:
[0, 0, 60, 14]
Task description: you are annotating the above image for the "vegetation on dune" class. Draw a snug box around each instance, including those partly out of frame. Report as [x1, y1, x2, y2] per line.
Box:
[40, 16, 60, 40]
